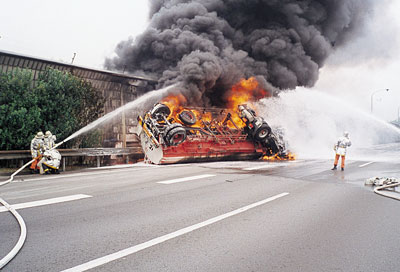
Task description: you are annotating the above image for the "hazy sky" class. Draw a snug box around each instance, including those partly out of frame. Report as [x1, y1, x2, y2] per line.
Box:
[1, 0, 400, 121]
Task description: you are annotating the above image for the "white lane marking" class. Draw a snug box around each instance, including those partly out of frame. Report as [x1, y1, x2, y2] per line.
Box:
[0, 194, 92, 213]
[157, 174, 216, 184]
[359, 161, 374, 168]
[62, 192, 289, 272]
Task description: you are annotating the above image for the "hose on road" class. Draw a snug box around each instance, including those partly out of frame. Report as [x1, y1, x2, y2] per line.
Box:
[0, 159, 34, 187]
[0, 197, 27, 269]
[0, 158, 35, 268]
[0, 141, 67, 268]
[374, 182, 400, 201]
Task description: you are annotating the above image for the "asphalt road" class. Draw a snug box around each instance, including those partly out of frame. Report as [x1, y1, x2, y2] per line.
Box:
[1, 157, 399, 272]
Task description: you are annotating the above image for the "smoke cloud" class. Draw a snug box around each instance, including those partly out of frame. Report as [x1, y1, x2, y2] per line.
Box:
[105, 0, 375, 106]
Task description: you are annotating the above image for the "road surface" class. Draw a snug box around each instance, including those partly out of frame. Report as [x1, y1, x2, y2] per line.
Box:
[1, 155, 400, 271]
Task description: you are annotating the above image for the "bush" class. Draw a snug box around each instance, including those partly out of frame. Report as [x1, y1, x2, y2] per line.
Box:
[0, 68, 105, 150]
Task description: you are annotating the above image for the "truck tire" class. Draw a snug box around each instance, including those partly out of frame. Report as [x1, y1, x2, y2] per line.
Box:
[151, 103, 171, 119]
[165, 127, 187, 146]
[179, 110, 197, 125]
[164, 123, 184, 135]
[253, 123, 271, 141]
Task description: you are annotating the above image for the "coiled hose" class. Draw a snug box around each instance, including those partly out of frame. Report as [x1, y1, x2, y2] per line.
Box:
[374, 182, 400, 201]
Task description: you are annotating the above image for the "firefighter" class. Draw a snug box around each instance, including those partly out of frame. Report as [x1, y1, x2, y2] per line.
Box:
[44, 130, 56, 150]
[30, 131, 45, 173]
[38, 149, 61, 174]
[332, 131, 352, 171]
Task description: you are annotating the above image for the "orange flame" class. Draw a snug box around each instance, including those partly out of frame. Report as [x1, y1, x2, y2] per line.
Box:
[263, 152, 296, 161]
[161, 94, 187, 115]
[226, 77, 269, 111]
[160, 77, 270, 129]
[225, 77, 269, 126]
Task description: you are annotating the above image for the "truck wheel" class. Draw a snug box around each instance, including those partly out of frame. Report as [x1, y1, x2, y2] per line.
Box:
[254, 123, 271, 141]
[179, 110, 197, 125]
[165, 127, 187, 146]
[164, 123, 184, 135]
[151, 103, 171, 119]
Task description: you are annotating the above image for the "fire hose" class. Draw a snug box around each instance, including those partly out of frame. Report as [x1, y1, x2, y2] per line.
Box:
[0, 141, 65, 269]
[365, 177, 400, 201]
[0, 159, 33, 269]
[0, 197, 27, 269]
[374, 182, 400, 201]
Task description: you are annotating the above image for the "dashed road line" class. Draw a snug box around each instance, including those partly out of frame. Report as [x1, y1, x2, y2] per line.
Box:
[0, 194, 92, 213]
[157, 174, 216, 184]
[61, 192, 289, 272]
[359, 162, 374, 168]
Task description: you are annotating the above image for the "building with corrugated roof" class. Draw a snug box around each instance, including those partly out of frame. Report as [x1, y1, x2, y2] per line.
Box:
[0, 50, 158, 149]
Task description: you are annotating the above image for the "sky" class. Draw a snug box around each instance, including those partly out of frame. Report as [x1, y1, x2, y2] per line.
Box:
[1, 0, 400, 122]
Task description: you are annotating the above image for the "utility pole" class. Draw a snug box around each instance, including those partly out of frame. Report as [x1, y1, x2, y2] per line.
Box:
[71, 53, 76, 64]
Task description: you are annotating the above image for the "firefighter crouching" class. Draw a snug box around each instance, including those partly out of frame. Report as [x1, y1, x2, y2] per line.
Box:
[332, 131, 352, 171]
[30, 131, 45, 174]
[38, 131, 61, 174]
[38, 149, 61, 174]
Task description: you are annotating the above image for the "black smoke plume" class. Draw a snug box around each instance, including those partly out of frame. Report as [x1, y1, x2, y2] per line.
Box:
[105, 0, 374, 106]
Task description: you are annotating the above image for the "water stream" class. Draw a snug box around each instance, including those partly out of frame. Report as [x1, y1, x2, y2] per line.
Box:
[56, 84, 176, 147]
[258, 88, 400, 161]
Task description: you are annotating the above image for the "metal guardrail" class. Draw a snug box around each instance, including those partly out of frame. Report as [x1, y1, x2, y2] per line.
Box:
[0, 147, 144, 171]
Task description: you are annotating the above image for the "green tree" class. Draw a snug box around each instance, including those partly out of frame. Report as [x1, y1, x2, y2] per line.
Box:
[0, 69, 41, 150]
[35, 69, 105, 146]
[0, 68, 105, 150]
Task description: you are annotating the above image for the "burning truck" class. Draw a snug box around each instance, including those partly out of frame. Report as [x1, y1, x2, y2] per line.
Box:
[135, 101, 289, 164]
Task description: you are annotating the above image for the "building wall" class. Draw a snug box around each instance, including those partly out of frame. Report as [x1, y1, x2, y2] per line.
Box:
[0, 50, 158, 148]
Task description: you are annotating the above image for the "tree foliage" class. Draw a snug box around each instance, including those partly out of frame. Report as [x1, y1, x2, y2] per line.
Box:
[0, 68, 105, 150]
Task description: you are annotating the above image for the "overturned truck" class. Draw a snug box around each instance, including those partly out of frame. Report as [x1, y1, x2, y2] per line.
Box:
[136, 103, 287, 164]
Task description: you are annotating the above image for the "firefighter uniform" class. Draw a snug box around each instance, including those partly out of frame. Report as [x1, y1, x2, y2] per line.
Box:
[332, 131, 352, 171]
[44, 131, 56, 150]
[38, 149, 61, 174]
[30, 132, 45, 173]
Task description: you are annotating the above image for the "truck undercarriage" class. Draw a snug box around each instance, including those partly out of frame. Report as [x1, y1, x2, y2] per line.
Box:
[136, 103, 288, 164]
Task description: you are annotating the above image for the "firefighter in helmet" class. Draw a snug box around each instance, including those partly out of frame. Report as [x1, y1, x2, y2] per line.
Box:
[44, 130, 56, 150]
[30, 131, 45, 173]
[332, 131, 352, 171]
